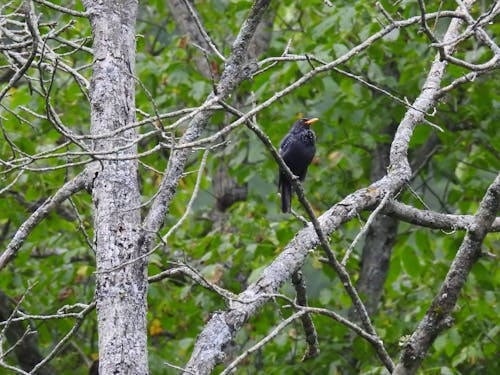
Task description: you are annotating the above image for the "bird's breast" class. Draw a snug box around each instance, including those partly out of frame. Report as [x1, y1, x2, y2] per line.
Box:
[301, 131, 316, 146]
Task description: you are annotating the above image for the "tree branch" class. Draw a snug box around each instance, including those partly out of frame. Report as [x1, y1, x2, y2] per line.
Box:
[385, 199, 500, 232]
[0, 171, 88, 270]
[219, 311, 306, 375]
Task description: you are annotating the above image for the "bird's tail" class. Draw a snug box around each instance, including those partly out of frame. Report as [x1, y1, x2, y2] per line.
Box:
[280, 179, 292, 213]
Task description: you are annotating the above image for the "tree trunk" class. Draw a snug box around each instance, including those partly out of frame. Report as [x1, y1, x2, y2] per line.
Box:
[82, 1, 147, 374]
[354, 125, 399, 316]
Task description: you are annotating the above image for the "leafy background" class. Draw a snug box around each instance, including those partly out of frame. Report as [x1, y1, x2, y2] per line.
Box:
[1, 0, 499, 374]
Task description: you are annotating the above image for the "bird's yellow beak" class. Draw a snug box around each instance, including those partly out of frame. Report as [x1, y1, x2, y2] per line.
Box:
[304, 118, 319, 125]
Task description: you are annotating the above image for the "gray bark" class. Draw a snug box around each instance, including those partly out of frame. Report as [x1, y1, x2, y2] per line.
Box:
[82, 1, 146, 374]
[211, 7, 276, 215]
[385, 200, 500, 232]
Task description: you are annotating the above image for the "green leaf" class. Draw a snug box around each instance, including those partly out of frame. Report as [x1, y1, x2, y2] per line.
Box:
[401, 248, 421, 277]
[247, 265, 266, 284]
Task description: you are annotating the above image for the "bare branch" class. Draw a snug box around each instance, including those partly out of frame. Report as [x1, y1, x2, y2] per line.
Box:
[179, 0, 225, 61]
[385, 199, 500, 232]
[341, 191, 391, 266]
[149, 263, 237, 301]
[434, 1, 500, 55]
[33, 0, 89, 18]
[167, 0, 224, 78]
[442, 53, 499, 71]
[219, 311, 306, 375]
[28, 302, 96, 374]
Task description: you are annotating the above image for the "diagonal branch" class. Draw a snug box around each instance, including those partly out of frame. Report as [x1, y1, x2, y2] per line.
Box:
[219, 311, 306, 375]
[179, 0, 225, 61]
[237, 106, 396, 372]
[341, 191, 391, 266]
[167, 0, 224, 78]
[393, 173, 500, 375]
[0, 171, 89, 270]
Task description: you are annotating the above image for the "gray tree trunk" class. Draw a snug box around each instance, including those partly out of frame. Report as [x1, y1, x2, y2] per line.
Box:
[82, 1, 147, 374]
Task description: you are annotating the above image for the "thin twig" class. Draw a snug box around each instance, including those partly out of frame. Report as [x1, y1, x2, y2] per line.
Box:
[28, 302, 96, 374]
[341, 191, 391, 266]
[219, 311, 306, 375]
[164, 361, 197, 375]
[0, 171, 88, 270]
[180, 0, 226, 61]
[33, 0, 89, 17]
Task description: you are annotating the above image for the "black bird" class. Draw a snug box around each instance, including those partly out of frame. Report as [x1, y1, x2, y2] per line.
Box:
[278, 117, 318, 213]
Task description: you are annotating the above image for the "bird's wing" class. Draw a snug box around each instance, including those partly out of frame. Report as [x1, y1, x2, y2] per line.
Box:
[278, 134, 292, 190]
[279, 134, 295, 161]
[279, 132, 292, 153]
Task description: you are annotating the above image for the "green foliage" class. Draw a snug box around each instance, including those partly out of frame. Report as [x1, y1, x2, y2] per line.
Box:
[0, 0, 498, 374]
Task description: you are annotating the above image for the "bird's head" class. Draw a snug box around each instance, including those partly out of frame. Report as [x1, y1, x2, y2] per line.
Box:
[295, 117, 319, 129]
